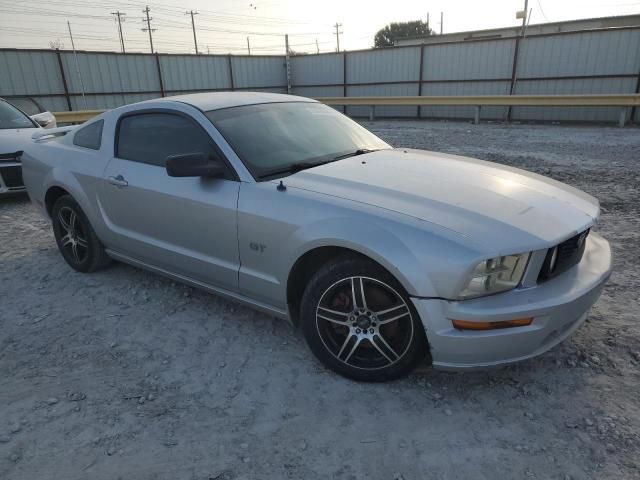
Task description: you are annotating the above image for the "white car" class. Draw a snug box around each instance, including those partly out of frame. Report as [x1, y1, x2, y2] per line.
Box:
[22, 93, 612, 381]
[6, 97, 57, 129]
[0, 98, 42, 196]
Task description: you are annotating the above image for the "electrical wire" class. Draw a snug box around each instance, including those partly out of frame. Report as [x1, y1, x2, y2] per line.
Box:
[536, 0, 550, 22]
[0, 1, 350, 54]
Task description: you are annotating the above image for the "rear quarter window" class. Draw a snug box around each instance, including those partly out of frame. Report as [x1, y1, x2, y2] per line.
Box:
[73, 120, 104, 150]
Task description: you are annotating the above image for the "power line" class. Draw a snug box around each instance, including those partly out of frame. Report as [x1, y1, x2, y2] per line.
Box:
[536, 0, 550, 22]
[0, 2, 342, 55]
[0, 0, 318, 26]
[0, 24, 338, 52]
[1, 6, 110, 20]
[150, 17, 326, 37]
[1, 4, 330, 37]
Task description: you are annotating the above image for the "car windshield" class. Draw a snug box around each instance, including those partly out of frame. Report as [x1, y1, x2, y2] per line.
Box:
[0, 100, 36, 129]
[8, 98, 41, 117]
[205, 102, 390, 179]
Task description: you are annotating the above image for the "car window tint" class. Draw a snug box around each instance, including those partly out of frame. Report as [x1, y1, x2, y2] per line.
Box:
[73, 120, 104, 150]
[117, 113, 215, 167]
[7, 98, 40, 116]
[205, 102, 389, 178]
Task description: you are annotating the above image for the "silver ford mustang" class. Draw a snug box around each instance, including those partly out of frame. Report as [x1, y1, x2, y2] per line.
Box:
[21, 92, 612, 381]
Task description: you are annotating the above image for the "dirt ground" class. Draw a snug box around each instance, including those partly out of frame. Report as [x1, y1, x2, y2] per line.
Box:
[1, 119, 639, 480]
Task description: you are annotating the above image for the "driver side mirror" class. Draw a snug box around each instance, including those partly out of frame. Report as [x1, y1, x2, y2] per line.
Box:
[166, 152, 225, 178]
[31, 111, 56, 129]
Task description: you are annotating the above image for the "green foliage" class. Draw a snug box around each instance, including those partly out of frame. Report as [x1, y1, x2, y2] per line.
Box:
[374, 20, 433, 48]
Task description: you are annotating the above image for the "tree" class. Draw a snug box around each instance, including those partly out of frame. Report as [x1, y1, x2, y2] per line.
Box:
[374, 20, 433, 48]
[49, 39, 65, 50]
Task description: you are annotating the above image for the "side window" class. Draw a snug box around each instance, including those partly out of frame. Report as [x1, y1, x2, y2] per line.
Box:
[73, 120, 104, 150]
[116, 112, 217, 167]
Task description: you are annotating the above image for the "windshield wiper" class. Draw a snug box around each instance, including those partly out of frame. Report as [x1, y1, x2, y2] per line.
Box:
[257, 148, 382, 180]
[258, 161, 326, 179]
[333, 148, 379, 161]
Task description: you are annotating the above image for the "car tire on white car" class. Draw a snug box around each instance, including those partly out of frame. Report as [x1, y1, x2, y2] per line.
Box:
[52, 195, 111, 273]
[301, 255, 429, 381]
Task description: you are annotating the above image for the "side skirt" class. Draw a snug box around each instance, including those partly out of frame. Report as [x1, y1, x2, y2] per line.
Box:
[105, 249, 291, 323]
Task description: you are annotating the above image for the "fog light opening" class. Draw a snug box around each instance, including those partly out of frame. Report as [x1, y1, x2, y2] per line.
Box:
[451, 318, 533, 331]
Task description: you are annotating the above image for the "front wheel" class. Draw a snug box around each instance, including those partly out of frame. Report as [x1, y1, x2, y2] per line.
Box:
[300, 255, 428, 381]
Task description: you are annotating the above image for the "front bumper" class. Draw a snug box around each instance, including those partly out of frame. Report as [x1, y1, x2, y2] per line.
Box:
[0, 160, 25, 196]
[412, 232, 612, 370]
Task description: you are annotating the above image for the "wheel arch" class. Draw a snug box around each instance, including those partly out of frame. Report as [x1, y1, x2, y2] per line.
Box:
[44, 185, 71, 217]
[42, 166, 100, 225]
[287, 246, 363, 324]
[285, 238, 431, 326]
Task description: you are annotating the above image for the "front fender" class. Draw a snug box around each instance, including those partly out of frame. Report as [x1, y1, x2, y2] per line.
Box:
[239, 182, 484, 305]
[281, 216, 437, 298]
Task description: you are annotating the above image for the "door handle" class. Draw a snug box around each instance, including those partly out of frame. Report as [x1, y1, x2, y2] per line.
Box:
[108, 175, 128, 187]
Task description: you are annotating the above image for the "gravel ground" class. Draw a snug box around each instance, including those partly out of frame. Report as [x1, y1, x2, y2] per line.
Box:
[1, 119, 639, 480]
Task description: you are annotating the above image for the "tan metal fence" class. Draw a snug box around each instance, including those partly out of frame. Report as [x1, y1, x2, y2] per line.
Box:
[54, 94, 640, 127]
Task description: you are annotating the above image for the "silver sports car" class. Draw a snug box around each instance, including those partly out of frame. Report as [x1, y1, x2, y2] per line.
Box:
[21, 92, 612, 381]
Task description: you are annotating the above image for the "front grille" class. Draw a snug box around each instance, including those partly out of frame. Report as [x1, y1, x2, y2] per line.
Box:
[538, 229, 589, 283]
[0, 165, 24, 188]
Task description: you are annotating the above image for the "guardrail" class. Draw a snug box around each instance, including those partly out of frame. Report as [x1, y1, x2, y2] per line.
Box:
[53, 94, 640, 127]
[318, 94, 640, 126]
[53, 110, 106, 123]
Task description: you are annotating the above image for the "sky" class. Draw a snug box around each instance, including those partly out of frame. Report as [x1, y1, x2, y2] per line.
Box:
[0, 0, 638, 55]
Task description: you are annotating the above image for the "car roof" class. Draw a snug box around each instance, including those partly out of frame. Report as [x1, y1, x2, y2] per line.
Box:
[156, 92, 317, 111]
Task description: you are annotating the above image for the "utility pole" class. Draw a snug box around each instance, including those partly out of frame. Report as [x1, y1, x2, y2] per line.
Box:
[186, 10, 199, 54]
[207, 45, 211, 54]
[67, 21, 87, 109]
[439, 12, 443, 35]
[316, 38, 319, 54]
[426, 13, 430, 31]
[247, 36, 251, 55]
[141, 5, 155, 54]
[334, 22, 342, 52]
[111, 11, 126, 53]
[520, 0, 529, 36]
[509, 0, 530, 121]
[285, 34, 291, 94]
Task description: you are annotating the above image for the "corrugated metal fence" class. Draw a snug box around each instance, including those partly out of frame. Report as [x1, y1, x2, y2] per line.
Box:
[1, 25, 639, 123]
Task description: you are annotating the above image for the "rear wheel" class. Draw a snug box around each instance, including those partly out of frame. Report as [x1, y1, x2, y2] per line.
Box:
[51, 195, 111, 273]
[301, 255, 428, 381]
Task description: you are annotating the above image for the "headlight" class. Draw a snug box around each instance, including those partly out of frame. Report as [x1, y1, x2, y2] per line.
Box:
[458, 253, 530, 299]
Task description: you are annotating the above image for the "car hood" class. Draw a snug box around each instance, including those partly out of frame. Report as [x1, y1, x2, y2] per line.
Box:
[0, 128, 38, 155]
[285, 149, 599, 252]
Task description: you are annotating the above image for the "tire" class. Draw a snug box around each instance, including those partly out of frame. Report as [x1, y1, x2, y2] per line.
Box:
[300, 255, 428, 382]
[51, 195, 111, 273]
